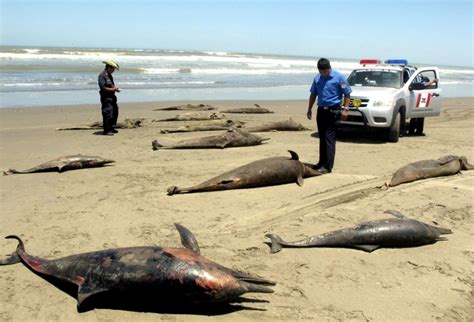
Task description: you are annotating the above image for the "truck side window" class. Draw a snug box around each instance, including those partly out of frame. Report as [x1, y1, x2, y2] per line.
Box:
[403, 71, 410, 84]
[414, 71, 438, 90]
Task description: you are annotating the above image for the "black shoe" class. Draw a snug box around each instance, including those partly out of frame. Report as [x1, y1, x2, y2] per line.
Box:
[111, 129, 119, 133]
[102, 131, 114, 136]
[312, 163, 322, 170]
[316, 167, 331, 174]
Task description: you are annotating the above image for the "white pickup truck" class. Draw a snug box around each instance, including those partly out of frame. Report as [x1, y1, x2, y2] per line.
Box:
[342, 59, 442, 142]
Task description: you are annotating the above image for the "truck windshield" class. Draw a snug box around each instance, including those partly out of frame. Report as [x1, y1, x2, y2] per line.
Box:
[348, 70, 402, 89]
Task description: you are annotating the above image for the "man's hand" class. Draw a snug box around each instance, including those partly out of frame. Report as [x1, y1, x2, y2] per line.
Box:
[115, 87, 121, 93]
[306, 109, 312, 120]
[340, 109, 349, 121]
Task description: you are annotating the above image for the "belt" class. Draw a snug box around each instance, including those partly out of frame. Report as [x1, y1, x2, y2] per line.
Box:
[318, 105, 340, 110]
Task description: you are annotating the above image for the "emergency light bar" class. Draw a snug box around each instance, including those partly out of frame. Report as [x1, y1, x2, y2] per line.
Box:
[360, 59, 381, 65]
[385, 59, 408, 65]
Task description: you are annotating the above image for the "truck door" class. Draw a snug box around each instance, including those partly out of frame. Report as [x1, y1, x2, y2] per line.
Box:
[406, 68, 442, 118]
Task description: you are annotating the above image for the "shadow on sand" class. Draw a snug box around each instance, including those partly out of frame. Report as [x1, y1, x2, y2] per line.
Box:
[28, 269, 268, 315]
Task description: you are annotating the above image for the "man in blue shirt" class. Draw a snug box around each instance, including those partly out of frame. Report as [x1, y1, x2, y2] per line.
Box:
[98, 60, 121, 135]
[306, 58, 352, 174]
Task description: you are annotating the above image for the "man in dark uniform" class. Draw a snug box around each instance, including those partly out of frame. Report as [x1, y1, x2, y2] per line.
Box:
[98, 60, 121, 135]
[306, 58, 352, 174]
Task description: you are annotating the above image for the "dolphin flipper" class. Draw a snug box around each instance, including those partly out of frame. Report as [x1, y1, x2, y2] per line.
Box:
[384, 210, 407, 219]
[175, 223, 201, 255]
[296, 175, 304, 186]
[77, 283, 108, 310]
[352, 245, 380, 252]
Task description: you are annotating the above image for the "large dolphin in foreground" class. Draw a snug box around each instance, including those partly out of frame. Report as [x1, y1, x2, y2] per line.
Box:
[0, 224, 274, 311]
[265, 210, 452, 253]
[152, 129, 269, 150]
[3, 155, 115, 175]
[388, 155, 474, 186]
[167, 150, 322, 195]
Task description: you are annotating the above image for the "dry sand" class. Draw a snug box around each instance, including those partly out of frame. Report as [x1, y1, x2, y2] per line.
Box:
[0, 98, 473, 321]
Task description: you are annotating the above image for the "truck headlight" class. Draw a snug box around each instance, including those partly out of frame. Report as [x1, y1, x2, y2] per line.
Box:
[372, 98, 392, 107]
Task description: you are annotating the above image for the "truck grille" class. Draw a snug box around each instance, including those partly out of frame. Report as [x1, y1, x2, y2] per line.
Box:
[350, 98, 370, 108]
[346, 115, 365, 123]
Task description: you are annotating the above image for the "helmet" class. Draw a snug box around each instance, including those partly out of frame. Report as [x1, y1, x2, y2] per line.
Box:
[102, 60, 120, 70]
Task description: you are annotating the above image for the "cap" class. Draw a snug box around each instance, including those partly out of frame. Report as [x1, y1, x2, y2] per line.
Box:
[102, 60, 120, 70]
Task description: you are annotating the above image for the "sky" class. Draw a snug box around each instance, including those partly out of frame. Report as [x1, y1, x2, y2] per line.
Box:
[1, 0, 473, 67]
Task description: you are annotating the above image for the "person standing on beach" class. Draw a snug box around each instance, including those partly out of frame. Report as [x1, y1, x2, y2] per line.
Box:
[306, 58, 351, 174]
[98, 60, 121, 135]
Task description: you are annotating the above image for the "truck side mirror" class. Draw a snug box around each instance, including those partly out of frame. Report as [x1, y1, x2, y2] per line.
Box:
[409, 82, 426, 91]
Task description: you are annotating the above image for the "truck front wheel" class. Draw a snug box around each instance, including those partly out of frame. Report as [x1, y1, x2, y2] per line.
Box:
[387, 111, 401, 142]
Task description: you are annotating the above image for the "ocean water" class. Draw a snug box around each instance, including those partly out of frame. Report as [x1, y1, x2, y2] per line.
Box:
[0, 46, 473, 108]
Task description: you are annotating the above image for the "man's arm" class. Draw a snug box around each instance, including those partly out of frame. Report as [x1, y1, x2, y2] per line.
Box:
[307, 94, 316, 120]
[340, 95, 350, 121]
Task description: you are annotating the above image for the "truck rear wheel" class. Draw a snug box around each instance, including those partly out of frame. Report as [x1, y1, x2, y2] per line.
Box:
[387, 111, 401, 142]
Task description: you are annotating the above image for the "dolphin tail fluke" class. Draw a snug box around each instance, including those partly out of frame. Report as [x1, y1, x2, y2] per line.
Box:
[0, 252, 21, 265]
[460, 156, 474, 170]
[3, 169, 19, 175]
[265, 234, 284, 253]
[152, 140, 163, 151]
[0, 235, 25, 265]
[167, 186, 180, 195]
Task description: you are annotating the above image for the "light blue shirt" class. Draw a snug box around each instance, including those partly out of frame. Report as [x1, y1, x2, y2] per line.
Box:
[309, 70, 352, 106]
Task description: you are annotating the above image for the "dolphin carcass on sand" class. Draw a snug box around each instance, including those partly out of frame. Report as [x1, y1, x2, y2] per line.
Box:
[244, 118, 310, 132]
[160, 120, 245, 134]
[388, 155, 474, 187]
[153, 113, 224, 122]
[152, 129, 269, 150]
[153, 103, 217, 111]
[0, 224, 275, 311]
[56, 118, 145, 131]
[167, 150, 322, 195]
[265, 210, 452, 253]
[3, 155, 115, 175]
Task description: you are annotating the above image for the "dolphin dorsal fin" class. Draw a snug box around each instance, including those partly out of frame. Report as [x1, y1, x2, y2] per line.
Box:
[175, 223, 201, 255]
[288, 150, 299, 160]
[384, 210, 407, 219]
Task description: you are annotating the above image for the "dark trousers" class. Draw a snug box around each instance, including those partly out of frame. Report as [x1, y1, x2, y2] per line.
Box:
[101, 98, 119, 132]
[316, 106, 338, 170]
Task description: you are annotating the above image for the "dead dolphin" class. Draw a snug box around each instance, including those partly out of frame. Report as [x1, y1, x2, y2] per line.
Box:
[0, 224, 274, 310]
[244, 118, 310, 132]
[153, 113, 224, 122]
[221, 106, 274, 114]
[56, 118, 144, 131]
[160, 120, 245, 134]
[3, 155, 115, 175]
[152, 129, 269, 150]
[153, 104, 217, 111]
[388, 155, 474, 187]
[167, 150, 320, 195]
[265, 210, 452, 253]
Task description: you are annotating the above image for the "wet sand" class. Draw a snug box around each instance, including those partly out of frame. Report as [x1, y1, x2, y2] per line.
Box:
[0, 98, 473, 321]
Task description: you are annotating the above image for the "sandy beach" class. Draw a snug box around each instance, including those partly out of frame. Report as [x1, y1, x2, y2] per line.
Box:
[0, 97, 473, 321]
